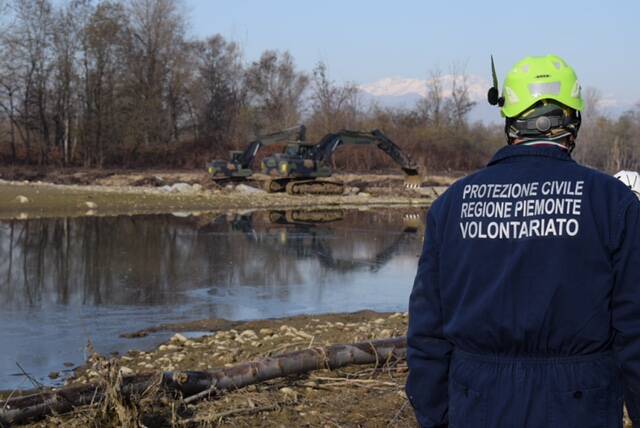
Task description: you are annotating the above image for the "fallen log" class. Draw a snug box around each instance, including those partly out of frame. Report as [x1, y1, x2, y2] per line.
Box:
[0, 336, 406, 426]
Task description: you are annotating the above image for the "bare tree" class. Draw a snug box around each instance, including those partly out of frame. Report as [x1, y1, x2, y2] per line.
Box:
[126, 0, 186, 150]
[582, 86, 602, 120]
[3, 0, 55, 164]
[0, 0, 16, 161]
[448, 62, 476, 127]
[309, 61, 359, 133]
[0, 17, 22, 162]
[417, 68, 444, 127]
[244, 50, 309, 133]
[190, 35, 244, 150]
[50, 0, 91, 165]
[614, 109, 640, 172]
[80, 0, 129, 166]
[164, 39, 192, 145]
[573, 86, 602, 168]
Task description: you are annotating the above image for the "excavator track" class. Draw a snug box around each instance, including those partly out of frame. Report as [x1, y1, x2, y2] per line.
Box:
[285, 180, 345, 195]
[264, 179, 287, 193]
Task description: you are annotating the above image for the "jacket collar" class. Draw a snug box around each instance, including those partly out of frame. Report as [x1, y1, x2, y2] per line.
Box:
[488, 144, 575, 166]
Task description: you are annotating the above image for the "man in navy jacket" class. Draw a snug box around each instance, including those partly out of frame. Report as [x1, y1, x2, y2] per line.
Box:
[406, 55, 640, 427]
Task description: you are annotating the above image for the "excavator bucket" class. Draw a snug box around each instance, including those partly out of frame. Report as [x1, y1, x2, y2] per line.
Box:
[402, 212, 421, 233]
[402, 167, 422, 189]
[404, 174, 422, 189]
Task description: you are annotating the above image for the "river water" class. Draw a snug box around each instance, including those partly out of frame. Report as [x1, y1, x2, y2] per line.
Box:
[0, 208, 424, 390]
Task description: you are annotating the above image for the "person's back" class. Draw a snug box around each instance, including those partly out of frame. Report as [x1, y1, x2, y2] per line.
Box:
[406, 56, 640, 428]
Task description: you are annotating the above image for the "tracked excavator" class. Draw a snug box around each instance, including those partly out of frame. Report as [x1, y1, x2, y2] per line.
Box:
[206, 125, 306, 182]
[260, 129, 421, 195]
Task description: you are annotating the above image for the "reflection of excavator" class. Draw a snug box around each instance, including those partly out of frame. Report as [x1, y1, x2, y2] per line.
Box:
[206, 125, 306, 181]
[315, 231, 412, 273]
[261, 211, 419, 273]
[268, 209, 345, 225]
[260, 129, 421, 195]
[223, 210, 422, 273]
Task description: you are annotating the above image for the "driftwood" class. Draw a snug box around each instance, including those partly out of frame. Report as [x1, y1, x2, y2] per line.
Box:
[0, 337, 406, 426]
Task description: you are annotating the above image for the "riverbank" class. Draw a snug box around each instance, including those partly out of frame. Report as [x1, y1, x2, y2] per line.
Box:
[10, 310, 635, 427]
[0, 172, 452, 220]
[21, 311, 415, 427]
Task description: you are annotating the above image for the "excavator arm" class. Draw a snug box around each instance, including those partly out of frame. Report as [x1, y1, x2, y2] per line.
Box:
[238, 125, 306, 168]
[309, 129, 420, 179]
[371, 129, 419, 176]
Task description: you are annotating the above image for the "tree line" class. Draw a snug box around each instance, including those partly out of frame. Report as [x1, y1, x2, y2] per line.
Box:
[0, 0, 637, 174]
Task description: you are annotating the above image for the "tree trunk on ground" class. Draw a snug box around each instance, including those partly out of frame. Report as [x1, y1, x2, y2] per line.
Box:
[0, 337, 406, 426]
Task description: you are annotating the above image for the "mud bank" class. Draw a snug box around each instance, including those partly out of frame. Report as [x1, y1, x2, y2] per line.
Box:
[0, 173, 452, 220]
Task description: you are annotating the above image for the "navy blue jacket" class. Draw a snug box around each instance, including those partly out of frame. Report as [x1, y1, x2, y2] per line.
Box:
[407, 144, 640, 427]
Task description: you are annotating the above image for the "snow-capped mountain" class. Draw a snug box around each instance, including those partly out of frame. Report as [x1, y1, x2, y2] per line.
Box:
[358, 76, 629, 122]
[359, 77, 431, 98]
[358, 75, 498, 122]
[360, 75, 488, 100]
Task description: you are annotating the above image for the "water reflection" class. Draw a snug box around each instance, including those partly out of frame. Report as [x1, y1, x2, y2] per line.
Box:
[0, 208, 424, 389]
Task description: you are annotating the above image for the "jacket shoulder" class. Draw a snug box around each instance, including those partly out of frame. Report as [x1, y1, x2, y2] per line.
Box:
[572, 162, 637, 202]
[430, 162, 637, 214]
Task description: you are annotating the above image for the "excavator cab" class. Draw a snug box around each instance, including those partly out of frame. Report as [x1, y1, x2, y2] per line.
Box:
[263, 144, 324, 179]
[229, 151, 244, 162]
[284, 144, 302, 156]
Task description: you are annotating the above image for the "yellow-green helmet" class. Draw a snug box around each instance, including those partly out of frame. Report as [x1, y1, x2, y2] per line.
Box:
[501, 55, 583, 118]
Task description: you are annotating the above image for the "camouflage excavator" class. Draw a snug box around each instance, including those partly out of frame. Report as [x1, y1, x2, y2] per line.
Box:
[260, 129, 421, 195]
[206, 125, 306, 182]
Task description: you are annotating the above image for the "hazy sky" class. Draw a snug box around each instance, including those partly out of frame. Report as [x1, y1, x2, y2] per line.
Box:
[184, 0, 639, 111]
